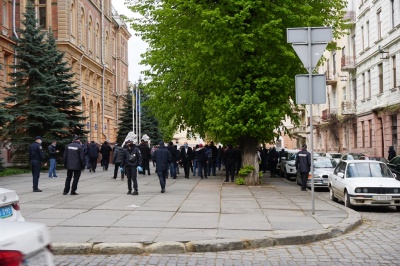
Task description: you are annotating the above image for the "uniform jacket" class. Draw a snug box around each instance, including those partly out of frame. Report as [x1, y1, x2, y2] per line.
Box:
[63, 141, 85, 170]
[152, 144, 172, 171]
[295, 149, 311, 173]
[29, 142, 46, 162]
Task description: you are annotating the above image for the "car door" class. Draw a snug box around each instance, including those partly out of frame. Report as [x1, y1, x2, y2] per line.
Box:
[331, 162, 347, 199]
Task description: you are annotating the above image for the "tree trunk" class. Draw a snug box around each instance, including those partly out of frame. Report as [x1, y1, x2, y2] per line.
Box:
[239, 136, 259, 186]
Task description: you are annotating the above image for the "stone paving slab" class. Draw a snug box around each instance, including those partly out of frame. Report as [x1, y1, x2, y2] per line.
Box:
[0, 164, 362, 254]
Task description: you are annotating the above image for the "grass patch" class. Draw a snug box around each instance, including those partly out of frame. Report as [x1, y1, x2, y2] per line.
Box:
[0, 168, 31, 177]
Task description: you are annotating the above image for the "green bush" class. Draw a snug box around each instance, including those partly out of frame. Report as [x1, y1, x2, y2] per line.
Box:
[235, 177, 246, 185]
[0, 168, 31, 177]
[238, 165, 255, 177]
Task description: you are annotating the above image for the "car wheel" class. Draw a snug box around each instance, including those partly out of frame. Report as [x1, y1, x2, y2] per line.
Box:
[329, 187, 338, 202]
[344, 191, 352, 208]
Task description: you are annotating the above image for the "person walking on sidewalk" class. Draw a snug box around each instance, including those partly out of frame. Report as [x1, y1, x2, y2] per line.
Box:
[112, 143, 125, 180]
[167, 142, 178, 179]
[100, 141, 112, 171]
[223, 144, 236, 182]
[152, 141, 172, 193]
[48, 140, 59, 178]
[29, 136, 47, 192]
[122, 142, 142, 195]
[87, 141, 99, 172]
[179, 142, 192, 179]
[295, 144, 311, 191]
[196, 144, 208, 179]
[138, 140, 151, 175]
[63, 136, 85, 195]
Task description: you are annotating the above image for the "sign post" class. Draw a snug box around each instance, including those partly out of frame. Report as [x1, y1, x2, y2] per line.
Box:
[287, 27, 332, 214]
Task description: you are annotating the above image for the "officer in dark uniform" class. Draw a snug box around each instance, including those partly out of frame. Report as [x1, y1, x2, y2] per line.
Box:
[63, 136, 85, 195]
[29, 136, 47, 192]
[295, 144, 311, 191]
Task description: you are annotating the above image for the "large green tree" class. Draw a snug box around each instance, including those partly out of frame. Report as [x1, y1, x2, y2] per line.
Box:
[126, 0, 347, 184]
[140, 93, 164, 145]
[1, 1, 85, 159]
[116, 89, 135, 145]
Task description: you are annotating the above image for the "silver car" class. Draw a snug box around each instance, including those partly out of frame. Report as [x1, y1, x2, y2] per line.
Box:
[0, 187, 25, 222]
[296, 157, 337, 188]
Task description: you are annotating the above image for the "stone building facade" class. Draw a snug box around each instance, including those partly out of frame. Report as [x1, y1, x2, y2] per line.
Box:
[0, 0, 130, 147]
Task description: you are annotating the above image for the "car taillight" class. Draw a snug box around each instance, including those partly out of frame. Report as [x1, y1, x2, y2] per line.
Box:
[11, 201, 20, 211]
[0, 250, 23, 266]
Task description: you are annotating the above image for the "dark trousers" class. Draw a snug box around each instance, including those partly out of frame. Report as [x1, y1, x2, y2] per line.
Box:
[64, 170, 81, 193]
[113, 162, 123, 179]
[197, 161, 207, 179]
[31, 160, 41, 190]
[89, 157, 98, 170]
[157, 170, 168, 189]
[300, 172, 309, 190]
[126, 167, 138, 192]
[101, 156, 110, 170]
[225, 161, 235, 181]
[182, 160, 190, 178]
[142, 158, 150, 175]
[207, 159, 216, 176]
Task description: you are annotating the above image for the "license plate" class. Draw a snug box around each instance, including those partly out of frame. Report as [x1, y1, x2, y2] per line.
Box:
[24, 249, 53, 266]
[372, 195, 392, 201]
[0, 205, 13, 219]
[323, 180, 328, 184]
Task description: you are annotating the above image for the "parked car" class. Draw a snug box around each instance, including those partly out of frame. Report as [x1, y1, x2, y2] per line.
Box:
[322, 152, 342, 163]
[387, 156, 400, 178]
[0, 188, 25, 222]
[296, 157, 338, 188]
[328, 160, 400, 211]
[278, 149, 300, 180]
[340, 153, 365, 161]
[0, 220, 54, 265]
[358, 156, 388, 164]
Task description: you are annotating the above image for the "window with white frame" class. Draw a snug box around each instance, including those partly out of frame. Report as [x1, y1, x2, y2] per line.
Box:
[333, 53, 336, 75]
[378, 63, 383, 94]
[367, 69, 371, 99]
[30, 0, 47, 28]
[366, 21, 369, 48]
[2, 0, 8, 28]
[362, 73, 365, 100]
[393, 56, 397, 88]
[361, 26, 364, 50]
[377, 9, 382, 39]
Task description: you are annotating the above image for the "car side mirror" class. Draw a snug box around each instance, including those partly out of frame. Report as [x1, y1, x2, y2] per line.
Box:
[337, 172, 344, 178]
[393, 173, 397, 178]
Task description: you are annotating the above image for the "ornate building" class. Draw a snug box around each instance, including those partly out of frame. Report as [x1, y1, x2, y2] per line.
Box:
[0, 0, 130, 144]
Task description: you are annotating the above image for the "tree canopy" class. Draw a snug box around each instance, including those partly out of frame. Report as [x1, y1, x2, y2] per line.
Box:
[126, 0, 347, 149]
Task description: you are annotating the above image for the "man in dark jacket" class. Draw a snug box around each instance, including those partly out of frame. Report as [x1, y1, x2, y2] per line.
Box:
[295, 144, 311, 191]
[223, 144, 236, 182]
[29, 136, 47, 192]
[152, 141, 172, 193]
[121, 142, 142, 195]
[138, 140, 151, 175]
[268, 147, 279, 177]
[179, 142, 193, 179]
[167, 142, 178, 178]
[195, 144, 208, 179]
[112, 143, 125, 180]
[207, 141, 218, 176]
[87, 141, 99, 172]
[100, 141, 112, 171]
[48, 140, 59, 178]
[388, 146, 397, 161]
[63, 136, 85, 195]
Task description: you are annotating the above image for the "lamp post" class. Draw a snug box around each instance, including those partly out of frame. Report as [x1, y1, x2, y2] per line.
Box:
[138, 77, 142, 141]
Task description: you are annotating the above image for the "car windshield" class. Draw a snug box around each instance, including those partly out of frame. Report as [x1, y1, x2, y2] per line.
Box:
[331, 154, 341, 158]
[288, 153, 296, 160]
[346, 163, 393, 178]
[314, 158, 337, 168]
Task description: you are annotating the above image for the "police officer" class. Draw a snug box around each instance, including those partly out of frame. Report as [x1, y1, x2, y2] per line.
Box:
[295, 144, 311, 191]
[63, 136, 85, 195]
[29, 136, 47, 192]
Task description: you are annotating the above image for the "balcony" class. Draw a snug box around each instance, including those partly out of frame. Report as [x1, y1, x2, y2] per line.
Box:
[341, 101, 356, 115]
[343, 10, 356, 25]
[325, 71, 337, 85]
[293, 125, 307, 134]
[341, 56, 356, 71]
[321, 108, 337, 121]
[307, 116, 321, 125]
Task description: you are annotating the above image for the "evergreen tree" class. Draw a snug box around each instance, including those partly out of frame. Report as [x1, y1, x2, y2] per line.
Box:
[116, 88, 134, 145]
[140, 92, 163, 145]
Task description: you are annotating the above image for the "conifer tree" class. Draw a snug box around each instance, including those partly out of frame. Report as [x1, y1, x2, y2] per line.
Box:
[116, 89, 134, 145]
[140, 93, 163, 145]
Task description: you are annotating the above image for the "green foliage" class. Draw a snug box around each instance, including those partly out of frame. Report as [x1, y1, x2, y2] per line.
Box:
[125, 0, 348, 147]
[235, 177, 246, 185]
[0, 2, 86, 156]
[0, 168, 31, 177]
[238, 165, 255, 177]
[116, 88, 134, 145]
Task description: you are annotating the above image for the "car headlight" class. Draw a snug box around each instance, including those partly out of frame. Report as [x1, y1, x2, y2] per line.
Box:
[288, 163, 295, 167]
[394, 188, 399, 193]
[355, 188, 369, 193]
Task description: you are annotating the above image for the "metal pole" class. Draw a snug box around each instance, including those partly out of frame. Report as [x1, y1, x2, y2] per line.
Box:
[132, 84, 135, 132]
[138, 77, 142, 141]
[308, 27, 315, 214]
[135, 84, 139, 143]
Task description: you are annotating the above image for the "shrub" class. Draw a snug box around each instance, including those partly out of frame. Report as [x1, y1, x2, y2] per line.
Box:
[0, 168, 31, 177]
[238, 165, 255, 177]
[235, 177, 246, 185]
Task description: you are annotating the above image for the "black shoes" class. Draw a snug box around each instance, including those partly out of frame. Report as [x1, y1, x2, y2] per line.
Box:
[161, 188, 165, 193]
[132, 191, 139, 195]
[71, 192, 79, 195]
[173, 177, 177, 179]
[224, 180, 229, 182]
[127, 190, 132, 195]
[33, 189, 42, 192]
[63, 192, 68, 195]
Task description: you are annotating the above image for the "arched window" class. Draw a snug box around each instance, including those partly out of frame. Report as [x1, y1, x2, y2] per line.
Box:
[105, 31, 109, 64]
[89, 100, 94, 141]
[80, 8, 85, 47]
[97, 103, 101, 141]
[70, 1, 77, 37]
[88, 16, 92, 53]
[95, 22, 99, 57]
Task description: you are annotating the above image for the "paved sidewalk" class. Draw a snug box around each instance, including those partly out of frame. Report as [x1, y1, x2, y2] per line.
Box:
[0, 165, 361, 254]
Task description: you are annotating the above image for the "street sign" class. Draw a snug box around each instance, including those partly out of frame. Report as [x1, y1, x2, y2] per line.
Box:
[295, 74, 326, 104]
[287, 27, 333, 44]
[292, 43, 328, 70]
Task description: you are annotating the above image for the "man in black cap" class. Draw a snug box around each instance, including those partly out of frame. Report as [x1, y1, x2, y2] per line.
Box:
[295, 144, 311, 191]
[29, 136, 47, 192]
[63, 136, 85, 195]
[152, 141, 171, 193]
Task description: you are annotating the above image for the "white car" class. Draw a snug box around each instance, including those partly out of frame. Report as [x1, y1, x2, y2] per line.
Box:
[296, 157, 337, 188]
[278, 149, 300, 180]
[328, 160, 400, 211]
[322, 152, 342, 163]
[0, 188, 25, 222]
[0, 220, 54, 265]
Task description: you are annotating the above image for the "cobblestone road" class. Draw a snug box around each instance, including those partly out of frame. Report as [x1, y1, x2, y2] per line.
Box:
[54, 204, 400, 266]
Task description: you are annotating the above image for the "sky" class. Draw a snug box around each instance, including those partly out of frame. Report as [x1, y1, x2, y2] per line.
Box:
[112, 1, 148, 84]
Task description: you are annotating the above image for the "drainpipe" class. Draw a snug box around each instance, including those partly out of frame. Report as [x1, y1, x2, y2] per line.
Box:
[101, 0, 106, 141]
[12, 0, 19, 68]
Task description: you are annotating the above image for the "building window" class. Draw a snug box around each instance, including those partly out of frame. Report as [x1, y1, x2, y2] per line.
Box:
[361, 121, 365, 148]
[105, 31, 109, 64]
[366, 21, 369, 48]
[70, 1, 77, 37]
[2, 0, 8, 28]
[353, 123, 357, 148]
[391, 0, 395, 29]
[377, 9, 382, 40]
[361, 26, 364, 50]
[392, 115, 398, 149]
[393, 56, 397, 88]
[369, 120, 372, 148]
[378, 63, 383, 94]
[3, 54, 10, 87]
[80, 8, 85, 47]
[362, 73, 365, 100]
[352, 78, 357, 102]
[367, 70, 371, 99]
[95, 23, 99, 57]
[88, 16, 92, 52]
